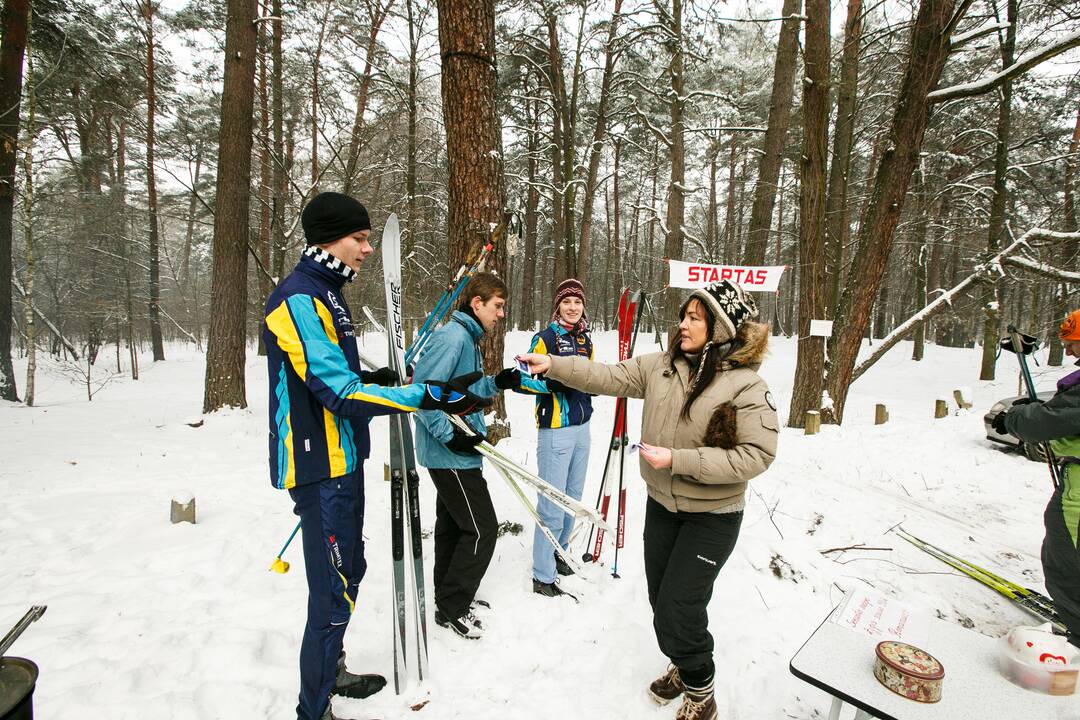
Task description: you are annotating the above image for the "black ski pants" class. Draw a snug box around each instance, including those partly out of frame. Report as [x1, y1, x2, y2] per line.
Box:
[643, 496, 742, 686]
[1042, 483, 1080, 647]
[428, 467, 498, 618]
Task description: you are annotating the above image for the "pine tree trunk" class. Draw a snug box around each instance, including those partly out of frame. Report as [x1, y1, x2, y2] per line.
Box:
[0, 0, 28, 402]
[824, 0, 862, 315]
[979, 0, 1016, 381]
[256, 0, 271, 356]
[520, 87, 539, 330]
[911, 166, 929, 360]
[203, 0, 257, 413]
[1048, 104, 1080, 366]
[662, 0, 686, 324]
[743, 0, 802, 266]
[825, 0, 967, 423]
[22, 10, 33, 405]
[436, 0, 508, 435]
[270, 0, 286, 281]
[576, 0, 623, 287]
[343, 1, 390, 195]
[144, 0, 165, 361]
[786, 0, 829, 428]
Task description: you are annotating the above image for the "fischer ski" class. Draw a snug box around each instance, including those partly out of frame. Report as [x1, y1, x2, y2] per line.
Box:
[381, 214, 429, 691]
[897, 527, 1065, 632]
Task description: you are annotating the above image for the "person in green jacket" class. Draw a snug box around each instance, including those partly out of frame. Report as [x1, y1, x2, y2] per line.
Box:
[995, 309, 1080, 647]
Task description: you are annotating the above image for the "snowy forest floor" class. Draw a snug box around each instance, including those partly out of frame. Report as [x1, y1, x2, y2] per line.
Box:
[0, 331, 1069, 719]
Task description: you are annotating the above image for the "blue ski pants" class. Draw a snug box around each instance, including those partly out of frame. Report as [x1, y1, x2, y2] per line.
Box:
[532, 422, 591, 583]
[288, 470, 366, 720]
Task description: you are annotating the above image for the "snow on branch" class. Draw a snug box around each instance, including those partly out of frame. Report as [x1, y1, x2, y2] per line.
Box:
[949, 22, 1009, 49]
[1001, 254, 1080, 283]
[929, 30, 1080, 103]
[849, 228, 1080, 383]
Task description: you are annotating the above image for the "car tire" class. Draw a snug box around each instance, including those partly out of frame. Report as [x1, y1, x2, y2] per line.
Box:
[1022, 442, 1047, 462]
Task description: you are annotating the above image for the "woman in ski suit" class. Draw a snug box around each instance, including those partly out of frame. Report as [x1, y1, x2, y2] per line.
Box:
[525, 279, 595, 598]
[521, 280, 778, 720]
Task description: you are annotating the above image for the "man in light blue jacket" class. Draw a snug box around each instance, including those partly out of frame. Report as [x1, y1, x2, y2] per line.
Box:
[412, 272, 530, 639]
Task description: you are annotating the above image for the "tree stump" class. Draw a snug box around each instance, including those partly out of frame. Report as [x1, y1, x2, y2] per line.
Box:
[875, 404, 889, 425]
[171, 496, 196, 524]
[953, 388, 973, 410]
[934, 399, 949, 419]
[805, 410, 821, 435]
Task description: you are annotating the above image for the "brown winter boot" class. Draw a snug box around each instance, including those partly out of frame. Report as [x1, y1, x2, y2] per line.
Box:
[675, 680, 718, 720]
[647, 664, 685, 705]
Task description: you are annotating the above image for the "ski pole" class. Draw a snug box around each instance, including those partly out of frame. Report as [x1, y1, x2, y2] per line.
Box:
[270, 521, 301, 573]
[1003, 324, 1062, 489]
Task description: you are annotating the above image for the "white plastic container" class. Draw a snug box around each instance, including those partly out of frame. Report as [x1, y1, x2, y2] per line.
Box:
[996, 636, 1079, 695]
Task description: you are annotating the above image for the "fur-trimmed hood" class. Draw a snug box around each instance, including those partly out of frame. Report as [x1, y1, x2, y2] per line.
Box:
[666, 320, 770, 372]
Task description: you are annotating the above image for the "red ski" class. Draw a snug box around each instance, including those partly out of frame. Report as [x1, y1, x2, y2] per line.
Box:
[582, 288, 642, 576]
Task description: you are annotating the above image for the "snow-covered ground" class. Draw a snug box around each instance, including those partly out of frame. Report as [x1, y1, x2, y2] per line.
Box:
[0, 330, 1071, 719]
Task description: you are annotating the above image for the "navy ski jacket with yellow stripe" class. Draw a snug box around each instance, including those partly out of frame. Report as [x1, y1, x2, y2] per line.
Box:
[263, 253, 425, 489]
[528, 323, 594, 429]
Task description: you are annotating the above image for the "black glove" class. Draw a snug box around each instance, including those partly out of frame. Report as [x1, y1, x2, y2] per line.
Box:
[494, 368, 521, 390]
[991, 411, 1009, 435]
[444, 426, 484, 456]
[362, 366, 400, 387]
[419, 371, 491, 416]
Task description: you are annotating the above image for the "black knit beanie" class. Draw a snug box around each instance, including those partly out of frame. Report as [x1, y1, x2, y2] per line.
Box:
[301, 192, 371, 246]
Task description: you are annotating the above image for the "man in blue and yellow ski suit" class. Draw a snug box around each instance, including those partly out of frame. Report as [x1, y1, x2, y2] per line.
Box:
[264, 192, 486, 720]
[999, 309, 1080, 648]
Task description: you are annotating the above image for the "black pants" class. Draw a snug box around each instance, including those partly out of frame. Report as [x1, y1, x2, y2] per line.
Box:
[428, 467, 498, 618]
[644, 496, 742, 685]
[1042, 485, 1080, 647]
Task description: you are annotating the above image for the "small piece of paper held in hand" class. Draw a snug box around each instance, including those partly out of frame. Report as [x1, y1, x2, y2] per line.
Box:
[630, 443, 656, 455]
[515, 357, 530, 373]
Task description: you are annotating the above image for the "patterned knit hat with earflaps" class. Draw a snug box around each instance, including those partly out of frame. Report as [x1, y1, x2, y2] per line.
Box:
[1061, 310, 1080, 341]
[679, 279, 758, 344]
[551, 278, 588, 327]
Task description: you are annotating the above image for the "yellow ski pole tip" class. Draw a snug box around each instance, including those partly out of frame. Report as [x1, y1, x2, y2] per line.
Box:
[270, 558, 290, 573]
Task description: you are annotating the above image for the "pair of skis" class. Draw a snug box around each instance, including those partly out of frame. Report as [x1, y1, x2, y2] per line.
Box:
[381, 214, 428, 693]
[443, 413, 614, 577]
[582, 288, 643, 577]
[897, 527, 1065, 633]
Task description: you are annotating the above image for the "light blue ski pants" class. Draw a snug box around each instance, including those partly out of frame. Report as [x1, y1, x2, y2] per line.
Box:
[532, 422, 591, 583]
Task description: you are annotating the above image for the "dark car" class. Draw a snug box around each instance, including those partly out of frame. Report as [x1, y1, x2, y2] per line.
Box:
[984, 391, 1055, 461]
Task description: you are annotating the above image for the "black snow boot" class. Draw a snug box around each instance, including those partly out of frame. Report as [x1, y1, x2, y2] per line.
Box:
[554, 553, 575, 576]
[434, 608, 484, 639]
[532, 578, 578, 602]
[331, 652, 386, 699]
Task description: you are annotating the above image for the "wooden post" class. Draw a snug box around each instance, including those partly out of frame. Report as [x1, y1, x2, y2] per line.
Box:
[953, 388, 972, 410]
[934, 399, 949, 419]
[805, 410, 821, 435]
[170, 496, 196, 524]
[875, 403, 889, 425]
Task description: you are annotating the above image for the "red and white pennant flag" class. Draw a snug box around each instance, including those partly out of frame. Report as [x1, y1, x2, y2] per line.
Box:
[667, 260, 787, 293]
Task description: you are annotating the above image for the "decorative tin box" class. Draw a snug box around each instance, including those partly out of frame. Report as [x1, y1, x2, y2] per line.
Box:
[873, 640, 944, 703]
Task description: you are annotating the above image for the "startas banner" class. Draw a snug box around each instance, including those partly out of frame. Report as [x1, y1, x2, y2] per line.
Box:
[667, 260, 786, 292]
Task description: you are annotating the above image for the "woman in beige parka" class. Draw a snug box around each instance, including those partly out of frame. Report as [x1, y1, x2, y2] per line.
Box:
[521, 280, 778, 720]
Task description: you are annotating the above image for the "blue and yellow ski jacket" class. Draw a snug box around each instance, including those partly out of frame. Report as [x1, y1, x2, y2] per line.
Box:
[528, 323, 594, 429]
[263, 253, 426, 489]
